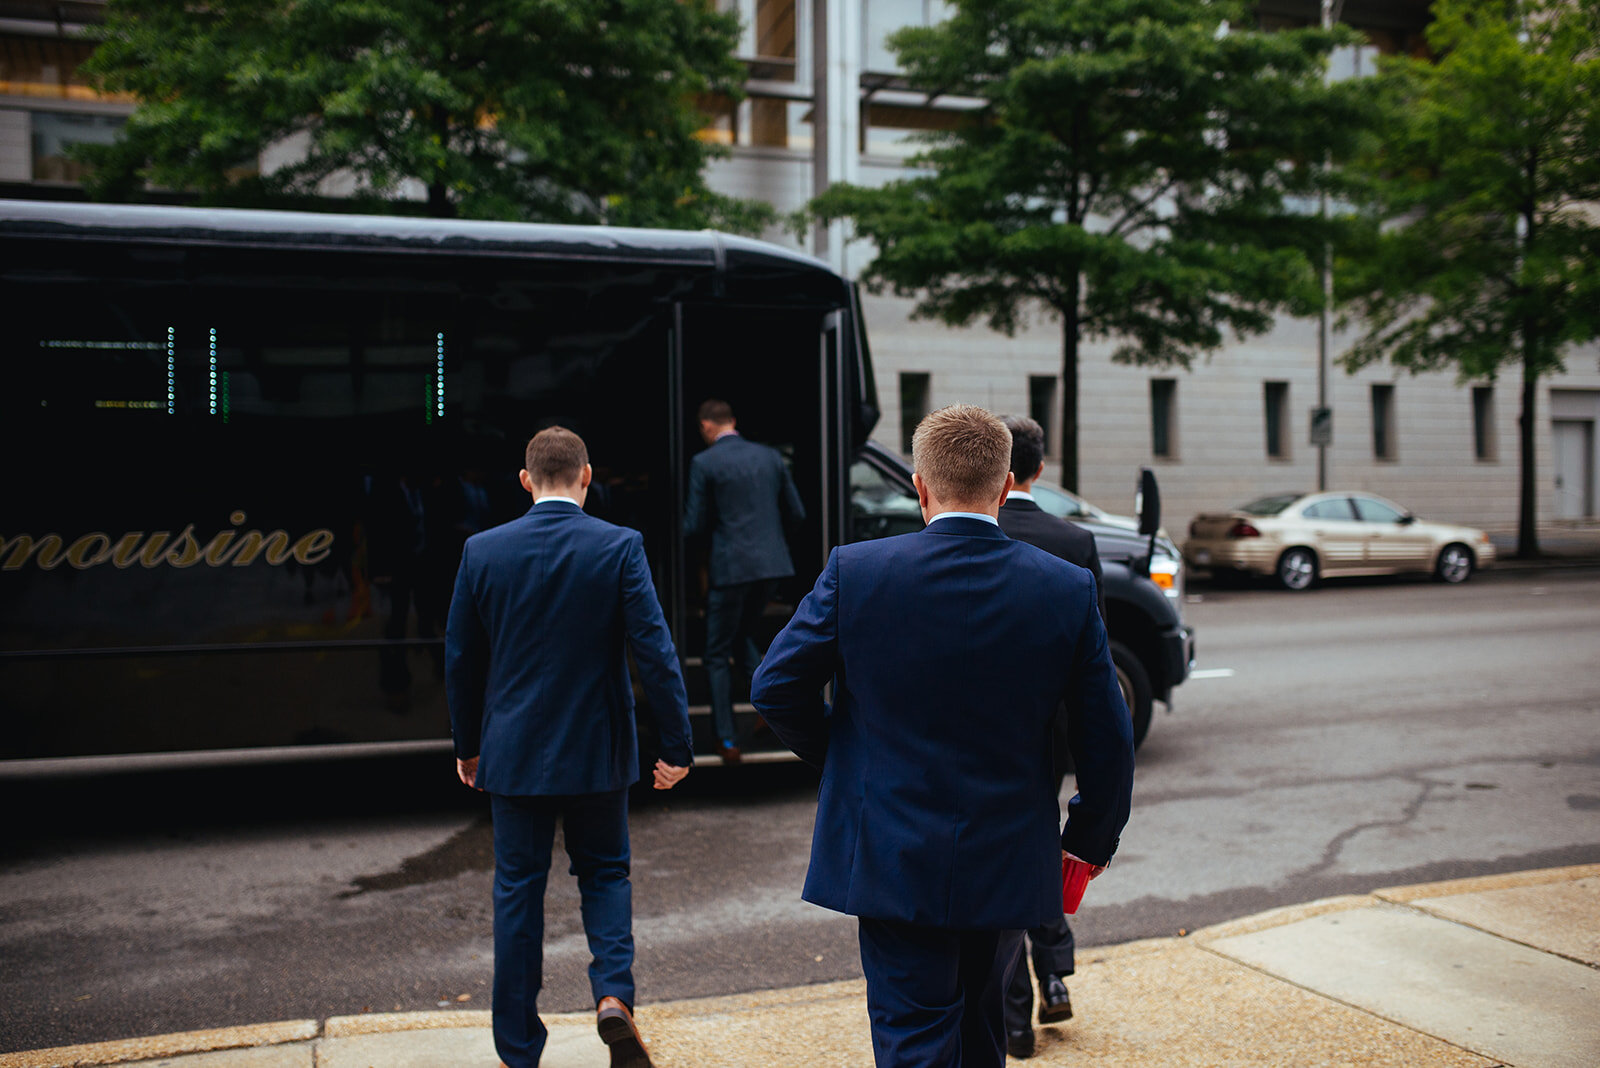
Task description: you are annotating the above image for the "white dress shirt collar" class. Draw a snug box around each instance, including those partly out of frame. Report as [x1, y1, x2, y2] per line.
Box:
[928, 510, 1000, 526]
[534, 495, 581, 507]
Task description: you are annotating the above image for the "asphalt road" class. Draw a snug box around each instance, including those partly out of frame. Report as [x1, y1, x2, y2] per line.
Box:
[3, 566, 1599, 1052]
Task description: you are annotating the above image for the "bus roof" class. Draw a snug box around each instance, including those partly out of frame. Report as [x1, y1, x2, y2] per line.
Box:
[0, 199, 845, 292]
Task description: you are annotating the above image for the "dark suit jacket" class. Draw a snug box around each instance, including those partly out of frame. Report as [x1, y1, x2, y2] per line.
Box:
[445, 500, 692, 796]
[998, 495, 1106, 620]
[751, 516, 1135, 930]
[684, 434, 805, 587]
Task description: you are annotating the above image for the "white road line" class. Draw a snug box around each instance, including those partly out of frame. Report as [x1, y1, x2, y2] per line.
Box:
[1190, 668, 1236, 679]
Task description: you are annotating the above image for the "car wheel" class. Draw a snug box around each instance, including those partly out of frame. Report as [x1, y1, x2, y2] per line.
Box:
[1435, 543, 1475, 584]
[1110, 641, 1154, 750]
[1276, 547, 1317, 591]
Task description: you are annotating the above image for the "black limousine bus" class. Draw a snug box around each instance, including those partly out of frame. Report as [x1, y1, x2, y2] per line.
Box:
[1, 200, 1187, 770]
[0, 200, 883, 767]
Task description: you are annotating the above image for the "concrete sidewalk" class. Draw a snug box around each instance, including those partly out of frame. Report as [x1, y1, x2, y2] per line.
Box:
[4, 865, 1596, 1068]
[1486, 519, 1600, 567]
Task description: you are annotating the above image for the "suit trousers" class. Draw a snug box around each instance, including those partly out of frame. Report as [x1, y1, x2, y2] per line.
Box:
[1002, 913, 1076, 1031]
[704, 579, 778, 743]
[490, 790, 634, 1068]
[857, 918, 1024, 1068]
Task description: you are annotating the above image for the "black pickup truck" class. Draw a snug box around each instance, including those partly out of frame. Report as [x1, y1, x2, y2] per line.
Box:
[851, 442, 1195, 748]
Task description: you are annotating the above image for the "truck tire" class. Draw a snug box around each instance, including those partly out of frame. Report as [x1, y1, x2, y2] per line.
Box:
[1110, 640, 1154, 750]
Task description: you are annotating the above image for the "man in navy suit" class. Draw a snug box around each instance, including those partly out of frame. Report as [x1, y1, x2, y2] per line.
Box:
[752, 405, 1135, 1068]
[446, 426, 694, 1068]
[995, 414, 1104, 1058]
[684, 398, 806, 762]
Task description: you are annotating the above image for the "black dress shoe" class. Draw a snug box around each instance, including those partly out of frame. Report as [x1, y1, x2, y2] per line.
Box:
[1038, 974, 1073, 1024]
[1005, 1026, 1035, 1059]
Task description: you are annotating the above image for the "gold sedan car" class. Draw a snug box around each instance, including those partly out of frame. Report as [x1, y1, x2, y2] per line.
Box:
[1183, 491, 1496, 590]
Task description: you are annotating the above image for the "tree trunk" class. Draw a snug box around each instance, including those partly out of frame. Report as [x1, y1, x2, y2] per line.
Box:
[427, 107, 455, 219]
[1060, 296, 1081, 493]
[427, 181, 455, 219]
[1516, 346, 1540, 558]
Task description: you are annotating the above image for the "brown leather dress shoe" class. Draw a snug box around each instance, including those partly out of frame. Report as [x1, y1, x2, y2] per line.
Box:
[719, 742, 742, 765]
[597, 996, 654, 1068]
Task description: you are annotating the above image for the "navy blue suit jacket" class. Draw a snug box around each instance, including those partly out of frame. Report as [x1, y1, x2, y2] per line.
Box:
[684, 434, 805, 587]
[751, 516, 1135, 930]
[445, 500, 692, 796]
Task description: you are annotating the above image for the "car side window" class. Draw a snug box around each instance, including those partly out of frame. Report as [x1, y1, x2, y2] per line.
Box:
[1302, 499, 1357, 521]
[1352, 497, 1405, 523]
[849, 459, 924, 542]
[1030, 483, 1088, 519]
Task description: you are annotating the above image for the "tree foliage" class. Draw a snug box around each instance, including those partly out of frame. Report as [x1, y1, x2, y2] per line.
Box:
[77, 0, 771, 230]
[1338, 0, 1600, 556]
[807, 0, 1375, 487]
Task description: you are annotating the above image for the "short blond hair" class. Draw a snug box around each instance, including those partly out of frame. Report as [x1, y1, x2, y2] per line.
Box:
[911, 404, 1012, 506]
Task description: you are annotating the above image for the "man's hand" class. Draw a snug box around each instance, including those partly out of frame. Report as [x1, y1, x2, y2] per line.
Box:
[1064, 850, 1108, 880]
[457, 756, 481, 790]
[653, 760, 690, 790]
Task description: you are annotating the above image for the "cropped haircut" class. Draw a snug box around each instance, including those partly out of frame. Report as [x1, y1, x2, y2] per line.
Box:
[911, 404, 1013, 506]
[524, 426, 588, 488]
[1003, 415, 1046, 482]
[697, 398, 734, 425]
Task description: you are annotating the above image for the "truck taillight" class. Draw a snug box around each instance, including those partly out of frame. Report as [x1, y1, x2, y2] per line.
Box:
[1227, 521, 1261, 538]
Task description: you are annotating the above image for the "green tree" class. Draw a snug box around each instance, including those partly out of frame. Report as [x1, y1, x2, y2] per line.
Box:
[807, 0, 1374, 489]
[1338, 0, 1600, 558]
[77, 0, 770, 230]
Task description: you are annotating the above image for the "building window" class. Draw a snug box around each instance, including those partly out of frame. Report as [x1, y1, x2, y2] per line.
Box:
[860, 102, 966, 160]
[0, 33, 103, 100]
[1264, 380, 1289, 460]
[899, 372, 930, 456]
[1371, 383, 1396, 461]
[1028, 375, 1057, 458]
[722, 0, 798, 80]
[864, 0, 948, 72]
[30, 110, 125, 184]
[1150, 378, 1177, 459]
[1473, 386, 1497, 461]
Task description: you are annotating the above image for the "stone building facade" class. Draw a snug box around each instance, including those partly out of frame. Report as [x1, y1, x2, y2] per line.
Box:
[3, 0, 1597, 534]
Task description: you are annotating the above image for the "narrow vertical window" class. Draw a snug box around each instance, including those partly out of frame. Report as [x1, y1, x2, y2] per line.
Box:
[1472, 386, 1496, 461]
[900, 372, 931, 455]
[1029, 375, 1058, 457]
[1372, 383, 1396, 460]
[1264, 381, 1289, 459]
[1150, 378, 1177, 459]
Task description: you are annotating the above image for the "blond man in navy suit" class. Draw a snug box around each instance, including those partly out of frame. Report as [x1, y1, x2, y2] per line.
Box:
[753, 405, 1134, 1068]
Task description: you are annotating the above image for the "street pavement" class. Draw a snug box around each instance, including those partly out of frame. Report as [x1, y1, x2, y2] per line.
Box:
[3, 864, 1595, 1068]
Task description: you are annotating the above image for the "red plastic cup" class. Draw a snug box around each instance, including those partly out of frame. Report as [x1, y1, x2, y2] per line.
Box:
[1062, 855, 1093, 914]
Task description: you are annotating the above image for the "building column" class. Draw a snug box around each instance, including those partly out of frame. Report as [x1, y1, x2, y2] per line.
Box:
[811, 0, 862, 277]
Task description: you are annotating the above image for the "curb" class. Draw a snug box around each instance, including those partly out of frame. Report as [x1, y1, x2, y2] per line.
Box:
[5, 865, 1596, 1067]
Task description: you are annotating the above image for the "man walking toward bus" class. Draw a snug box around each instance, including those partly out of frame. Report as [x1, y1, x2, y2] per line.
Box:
[684, 398, 806, 763]
[446, 426, 694, 1068]
[996, 414, 1104, 1058]
[752, 404, 1135, 1067]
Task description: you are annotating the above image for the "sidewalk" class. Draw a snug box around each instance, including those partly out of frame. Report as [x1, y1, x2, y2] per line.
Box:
[4, 865, 1596, 1068]
[1485, 519, 1600, 568]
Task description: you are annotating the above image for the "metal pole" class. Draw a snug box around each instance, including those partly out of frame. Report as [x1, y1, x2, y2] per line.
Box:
[1317, 0, 1333, 492]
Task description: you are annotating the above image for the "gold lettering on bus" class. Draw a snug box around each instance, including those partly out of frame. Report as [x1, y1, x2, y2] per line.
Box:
[292, 529, 335, 566]
[1, 515, 337, 573]
[65, 533, 112, 569]
[1, 534, 66, 571]
[162, 526, 205, 568]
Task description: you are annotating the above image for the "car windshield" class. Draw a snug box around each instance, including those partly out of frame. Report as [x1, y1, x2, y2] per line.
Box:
[1237, 493, 1304, 516]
